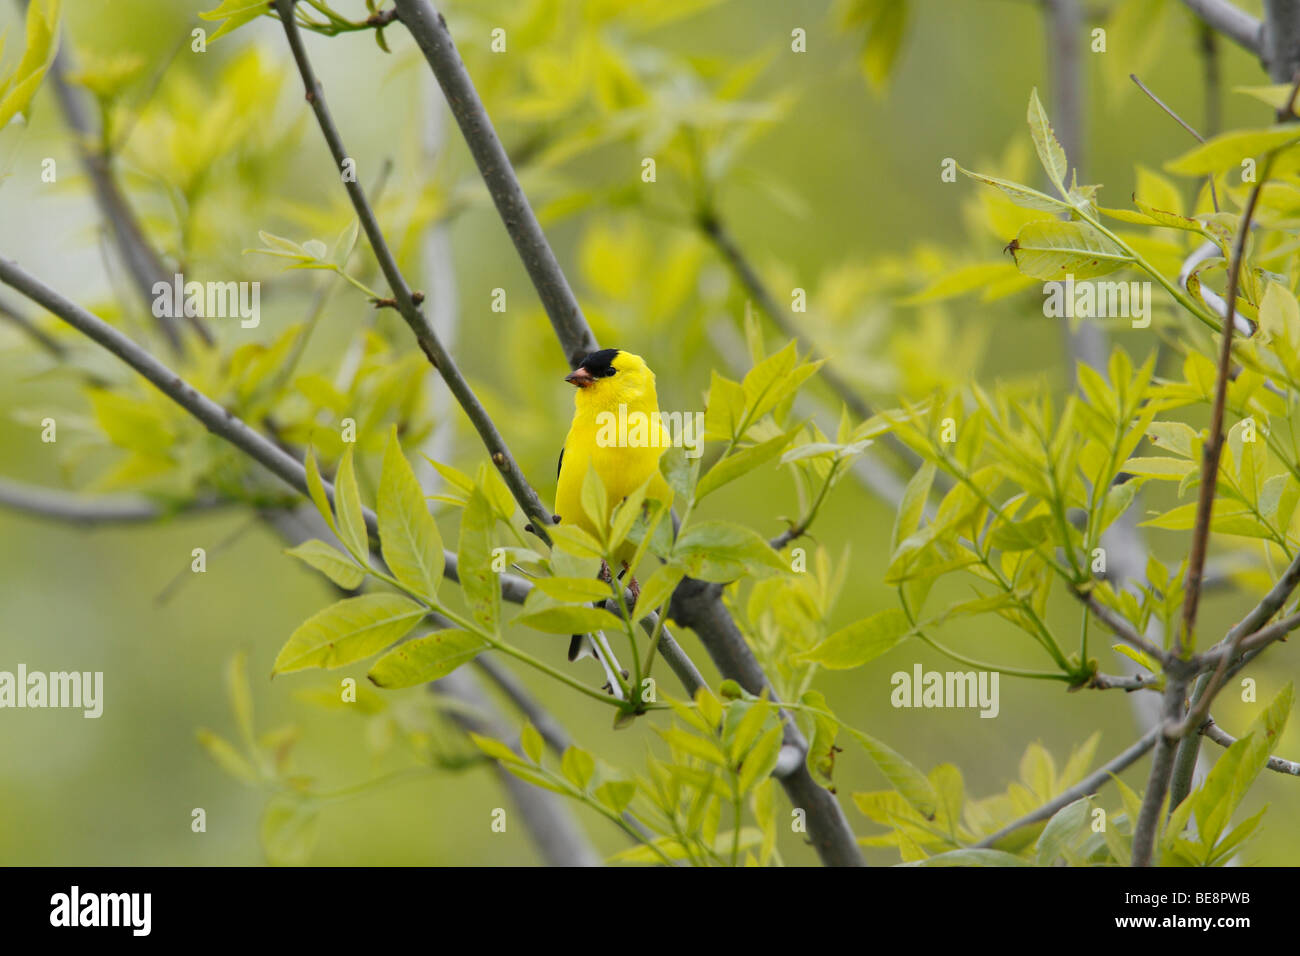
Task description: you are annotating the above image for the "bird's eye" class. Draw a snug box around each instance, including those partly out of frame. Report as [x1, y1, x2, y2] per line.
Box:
[603, 367, 617, 377]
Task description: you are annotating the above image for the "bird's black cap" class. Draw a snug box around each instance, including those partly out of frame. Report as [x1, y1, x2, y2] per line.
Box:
[578, 348, 621, 377]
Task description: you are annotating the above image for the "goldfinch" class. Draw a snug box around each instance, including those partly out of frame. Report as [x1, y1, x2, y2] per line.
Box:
[555, 348, 674, 670]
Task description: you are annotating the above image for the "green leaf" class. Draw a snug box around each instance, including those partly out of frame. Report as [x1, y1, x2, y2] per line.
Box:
[631, 564, 685, 621]
[272, 593, 426, 674]
[580, 464, 609, 539]
[802, 689, 840, 789]
[378, 430, 444, 601]
[958, 165, 1074, 212]
[703, 370, 747, 440]
[547, 523, 605, 558]
[726, 700, 774, 764]
[0, 0, 62, 131]
[892, 461, 934, 552]
[530, 576, 615, 603]
[1008, 220, 1131, 280]
[561, 747, 596, 790]
[737, 724, 784, 794]
[468, 732, 521, 764]
[520, 723, 545, 764]
[696, 427, 798, 499]
[659, 445, 696, 501]
[304, 449, 337, 533]
[285, 539, 366, 590]
[227, 651, 255, 751]
[1260, 280, 1300, 345]
[457, 488, 500, 635]
[864, 0, 907, 91]
[515, 605, 626, 634]
[260, 795, 320, 866]
[987, 513, 1055, 552]
[850, 729, 938, 819]
[1035, 797, 1090, 865]
[196, 729, 257, 784]
[1166, 125, 1300, 176]
[800, 608, 911, 669]
[333, 444, 369, 561]
[595, 779, 637, 814]
[367, 629, 486, 688]
[671, 520, 787, 582]
[1027, 87, 1069, 194]
[1235, 84, 1300, 114]
[658, 726, 728, 766]
[198, 0, 269, 43]
[1112, 642, 1160, 674]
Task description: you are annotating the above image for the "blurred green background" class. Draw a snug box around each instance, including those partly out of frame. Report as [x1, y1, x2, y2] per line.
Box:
[0, 0, 1296, 865]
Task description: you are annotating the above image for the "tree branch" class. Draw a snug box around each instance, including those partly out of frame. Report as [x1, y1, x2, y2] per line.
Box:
[27, 0, 206, 353]
[432, 668, 602, 866]
[974, 725, 1161, 848]
[387, 0, 598, 367]
[0, 291, 64, 356]
[1202, 717, 1300, 775]
[1074, 592, 1169, 663]
[1178, 0, 1264, 56]
[1265, 0, 1300, 81]
[274, 0, 554, 542]
[0, 477, 223, 525]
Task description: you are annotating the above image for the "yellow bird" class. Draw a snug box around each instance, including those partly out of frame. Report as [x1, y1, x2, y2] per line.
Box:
[555, 348, 674, 664]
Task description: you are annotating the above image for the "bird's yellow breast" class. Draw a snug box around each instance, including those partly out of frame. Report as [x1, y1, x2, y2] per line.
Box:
[555, 410, 673, 541]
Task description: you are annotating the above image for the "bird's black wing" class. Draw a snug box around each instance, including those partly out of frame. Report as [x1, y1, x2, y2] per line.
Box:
[557, 446, 564, 479]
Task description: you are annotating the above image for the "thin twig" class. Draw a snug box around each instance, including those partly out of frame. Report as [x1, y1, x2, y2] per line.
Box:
[974, 726, 1161, 848]
[0, 291, 64, 356]
[274, 0, 554, 542]
[28, 0, 207, 352]
[0, 477, 224, 524]
[0, 255, 537, 603]
[1075, 592, 1169, 663]
[1129, 73, 1219, 211]
[1177, 0, 1264, 56]
[1202, 718, 1300, 775]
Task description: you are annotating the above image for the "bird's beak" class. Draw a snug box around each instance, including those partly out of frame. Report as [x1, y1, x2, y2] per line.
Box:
[565, 367, 594, 388]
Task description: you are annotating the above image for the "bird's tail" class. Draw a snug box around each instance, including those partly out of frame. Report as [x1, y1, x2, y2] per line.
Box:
[570, 632, 625, 701]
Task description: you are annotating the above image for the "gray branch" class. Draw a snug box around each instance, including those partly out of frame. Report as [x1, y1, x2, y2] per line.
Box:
[974, 725, 1161, 849]
[1265, 0, 1300, 81]
[1178, 0, 1264, 56]
[0, 255, 541, 606]
[434, 668, 602, 866]
[0, 478, 221, 525]
[274, 0, 555, 541]
[389, 0, 599, 368]
[0, 291, 64, 356]
[1203, 718, 1300, 776]
[23, 0, 205, 353]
